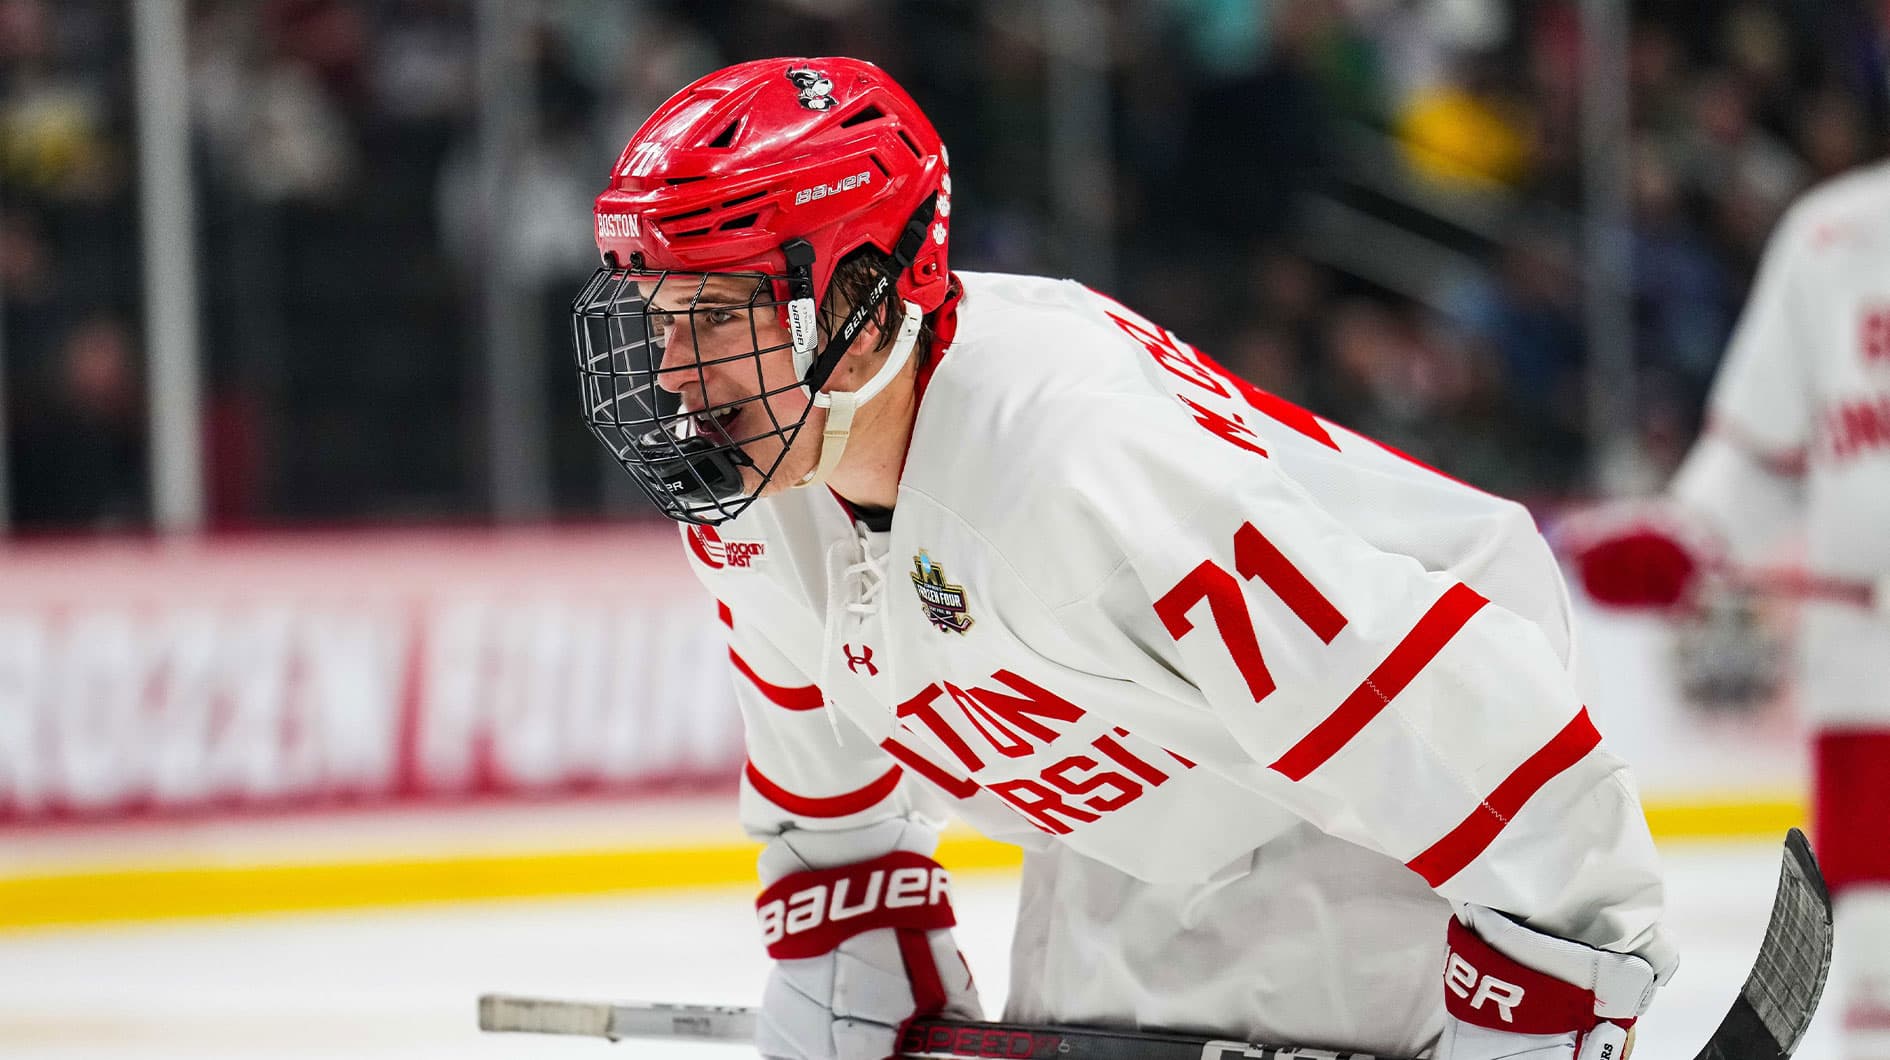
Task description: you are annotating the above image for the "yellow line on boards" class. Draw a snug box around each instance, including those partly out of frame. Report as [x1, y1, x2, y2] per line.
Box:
[0, 845, 755, 931]
[0, 800, 1797, 932]
[0, 835, 1024, 932]
[1641, 794, 1805, 842]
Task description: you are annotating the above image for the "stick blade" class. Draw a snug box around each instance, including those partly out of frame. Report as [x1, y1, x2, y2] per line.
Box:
[1693, 828, 1835, 1060]
[478, 994, 758, 1043]
[480, 995, 615, 1038]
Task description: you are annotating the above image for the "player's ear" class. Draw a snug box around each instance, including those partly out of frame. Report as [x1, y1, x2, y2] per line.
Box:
[818, 292, 896, 371]
[852, 303, 890, 355]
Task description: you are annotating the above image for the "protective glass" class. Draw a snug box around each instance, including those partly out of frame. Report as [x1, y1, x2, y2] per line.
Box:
[571, 267, 813, 525]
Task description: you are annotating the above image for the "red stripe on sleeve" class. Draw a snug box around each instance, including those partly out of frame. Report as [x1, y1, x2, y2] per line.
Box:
[730, 649, 824, 711]
[1406, 707, 1604, 887]
[1270, 582, 1489, 781]
[717, 601, 733, 627]
[744, 760, 904, 818]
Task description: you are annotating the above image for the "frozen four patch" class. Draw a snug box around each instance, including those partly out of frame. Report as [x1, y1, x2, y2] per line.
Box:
[910, 550, 973, 634]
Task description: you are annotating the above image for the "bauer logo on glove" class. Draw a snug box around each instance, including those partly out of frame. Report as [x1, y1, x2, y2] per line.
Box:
[755, 851, 955, 959]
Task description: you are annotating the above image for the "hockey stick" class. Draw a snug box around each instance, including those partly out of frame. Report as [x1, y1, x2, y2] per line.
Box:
[1691, 827, 1832, 1060]
[479, 829, 1832, 1060]
[1720, 566, 1885, 613]
[475, 995, 1393, 1060]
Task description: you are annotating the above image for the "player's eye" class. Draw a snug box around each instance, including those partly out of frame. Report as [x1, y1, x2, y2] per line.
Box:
[702, 308, 740, 326]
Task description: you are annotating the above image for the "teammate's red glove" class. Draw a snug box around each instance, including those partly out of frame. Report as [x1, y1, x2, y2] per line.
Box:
[1556, 502, 1720, 610]
[753, 820, 981, 1060]
[1436, 907, 1657, 1060]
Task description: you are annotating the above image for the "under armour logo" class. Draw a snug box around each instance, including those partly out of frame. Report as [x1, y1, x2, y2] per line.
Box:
[843, 643, 878, 676]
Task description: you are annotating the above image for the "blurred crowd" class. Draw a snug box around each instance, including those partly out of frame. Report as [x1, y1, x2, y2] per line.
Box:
[2, 0, 1887, 531]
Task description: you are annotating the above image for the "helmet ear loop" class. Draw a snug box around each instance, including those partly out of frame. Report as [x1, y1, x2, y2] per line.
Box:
[781, 239, 821, 383]
[780, 195, 938, 487]
[796, 298, 922, 489]
[784, 193, 936, 399]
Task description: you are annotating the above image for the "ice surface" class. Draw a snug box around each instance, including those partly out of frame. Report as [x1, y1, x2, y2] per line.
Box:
[0, 840, 1843, 1059]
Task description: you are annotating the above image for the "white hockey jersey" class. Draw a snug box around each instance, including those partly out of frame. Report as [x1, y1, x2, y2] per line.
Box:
[1671, 162, 1890, 723]
[686, 272, 1673, 1058]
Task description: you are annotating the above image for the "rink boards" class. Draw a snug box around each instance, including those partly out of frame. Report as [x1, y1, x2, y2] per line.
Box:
[0, 526, 1810, 929]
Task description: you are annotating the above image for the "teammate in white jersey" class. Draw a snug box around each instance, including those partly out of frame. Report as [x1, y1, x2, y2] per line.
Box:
[1570, 161, 1890, 1059]
[573, 57, 1674, 1060]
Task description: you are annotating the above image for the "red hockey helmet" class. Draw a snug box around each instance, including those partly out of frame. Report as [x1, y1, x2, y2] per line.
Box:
[592, 57, 951, 317]
[574, 58, 952, 525]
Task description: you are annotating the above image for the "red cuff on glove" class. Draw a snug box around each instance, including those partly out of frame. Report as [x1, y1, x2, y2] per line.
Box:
[1444, 917, 1630, 1037]
[756, 851, 956, 960]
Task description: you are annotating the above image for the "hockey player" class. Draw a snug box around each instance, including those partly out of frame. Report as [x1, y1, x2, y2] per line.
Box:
[1569, 160, 1890, 1059]
[574, 58, 1674, 1060]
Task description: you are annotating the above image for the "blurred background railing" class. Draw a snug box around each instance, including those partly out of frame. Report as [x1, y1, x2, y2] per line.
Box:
[0, 0, 1879, 917]
[6, 0, 1885, 534]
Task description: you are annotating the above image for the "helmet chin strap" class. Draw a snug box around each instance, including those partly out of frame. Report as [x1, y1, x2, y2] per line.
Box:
[796, 300, 923, 488]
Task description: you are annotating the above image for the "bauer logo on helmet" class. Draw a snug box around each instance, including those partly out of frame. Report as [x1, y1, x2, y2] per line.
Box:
[794, 171, 872, 206]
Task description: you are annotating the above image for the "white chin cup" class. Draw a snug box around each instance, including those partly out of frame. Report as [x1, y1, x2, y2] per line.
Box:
[796, 301, 923, 489]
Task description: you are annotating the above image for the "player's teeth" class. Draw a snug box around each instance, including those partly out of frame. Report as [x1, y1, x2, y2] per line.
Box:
[697, 408, 739, 435]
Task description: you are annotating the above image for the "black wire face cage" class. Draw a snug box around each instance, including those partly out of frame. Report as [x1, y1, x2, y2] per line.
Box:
[571, 267, 812, 525]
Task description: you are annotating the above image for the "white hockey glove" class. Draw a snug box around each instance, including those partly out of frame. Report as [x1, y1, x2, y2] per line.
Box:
[754, 819, 981, 1060]
[1436, 906, 1658, 1060]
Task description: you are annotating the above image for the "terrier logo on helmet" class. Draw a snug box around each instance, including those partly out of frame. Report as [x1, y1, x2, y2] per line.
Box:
[785, 67, 835, 110]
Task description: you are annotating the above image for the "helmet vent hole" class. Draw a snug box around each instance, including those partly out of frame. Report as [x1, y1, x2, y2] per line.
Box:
[660, 206, 712, 223]
[838, 105, 886, 128]
[664, 176, 706, 185]
[718, 213, 760, 231]
[895, 129, 921, 158]
[722, 190, 766, 208]
[706, 120, 741, 148]
[868, 155, 892, 178]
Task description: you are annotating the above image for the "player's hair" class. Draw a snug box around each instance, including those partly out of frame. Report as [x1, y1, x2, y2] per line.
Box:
[821, 249, 961, 371]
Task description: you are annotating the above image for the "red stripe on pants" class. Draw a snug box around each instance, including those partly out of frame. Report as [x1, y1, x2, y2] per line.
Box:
[1815, 728, 1890, 894]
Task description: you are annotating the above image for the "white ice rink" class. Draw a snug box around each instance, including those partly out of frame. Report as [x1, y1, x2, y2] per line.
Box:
[0, 840, 1845, 1060]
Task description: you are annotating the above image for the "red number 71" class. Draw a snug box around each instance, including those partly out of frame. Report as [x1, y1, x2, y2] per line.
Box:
[1153, 522, 1348, 702]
